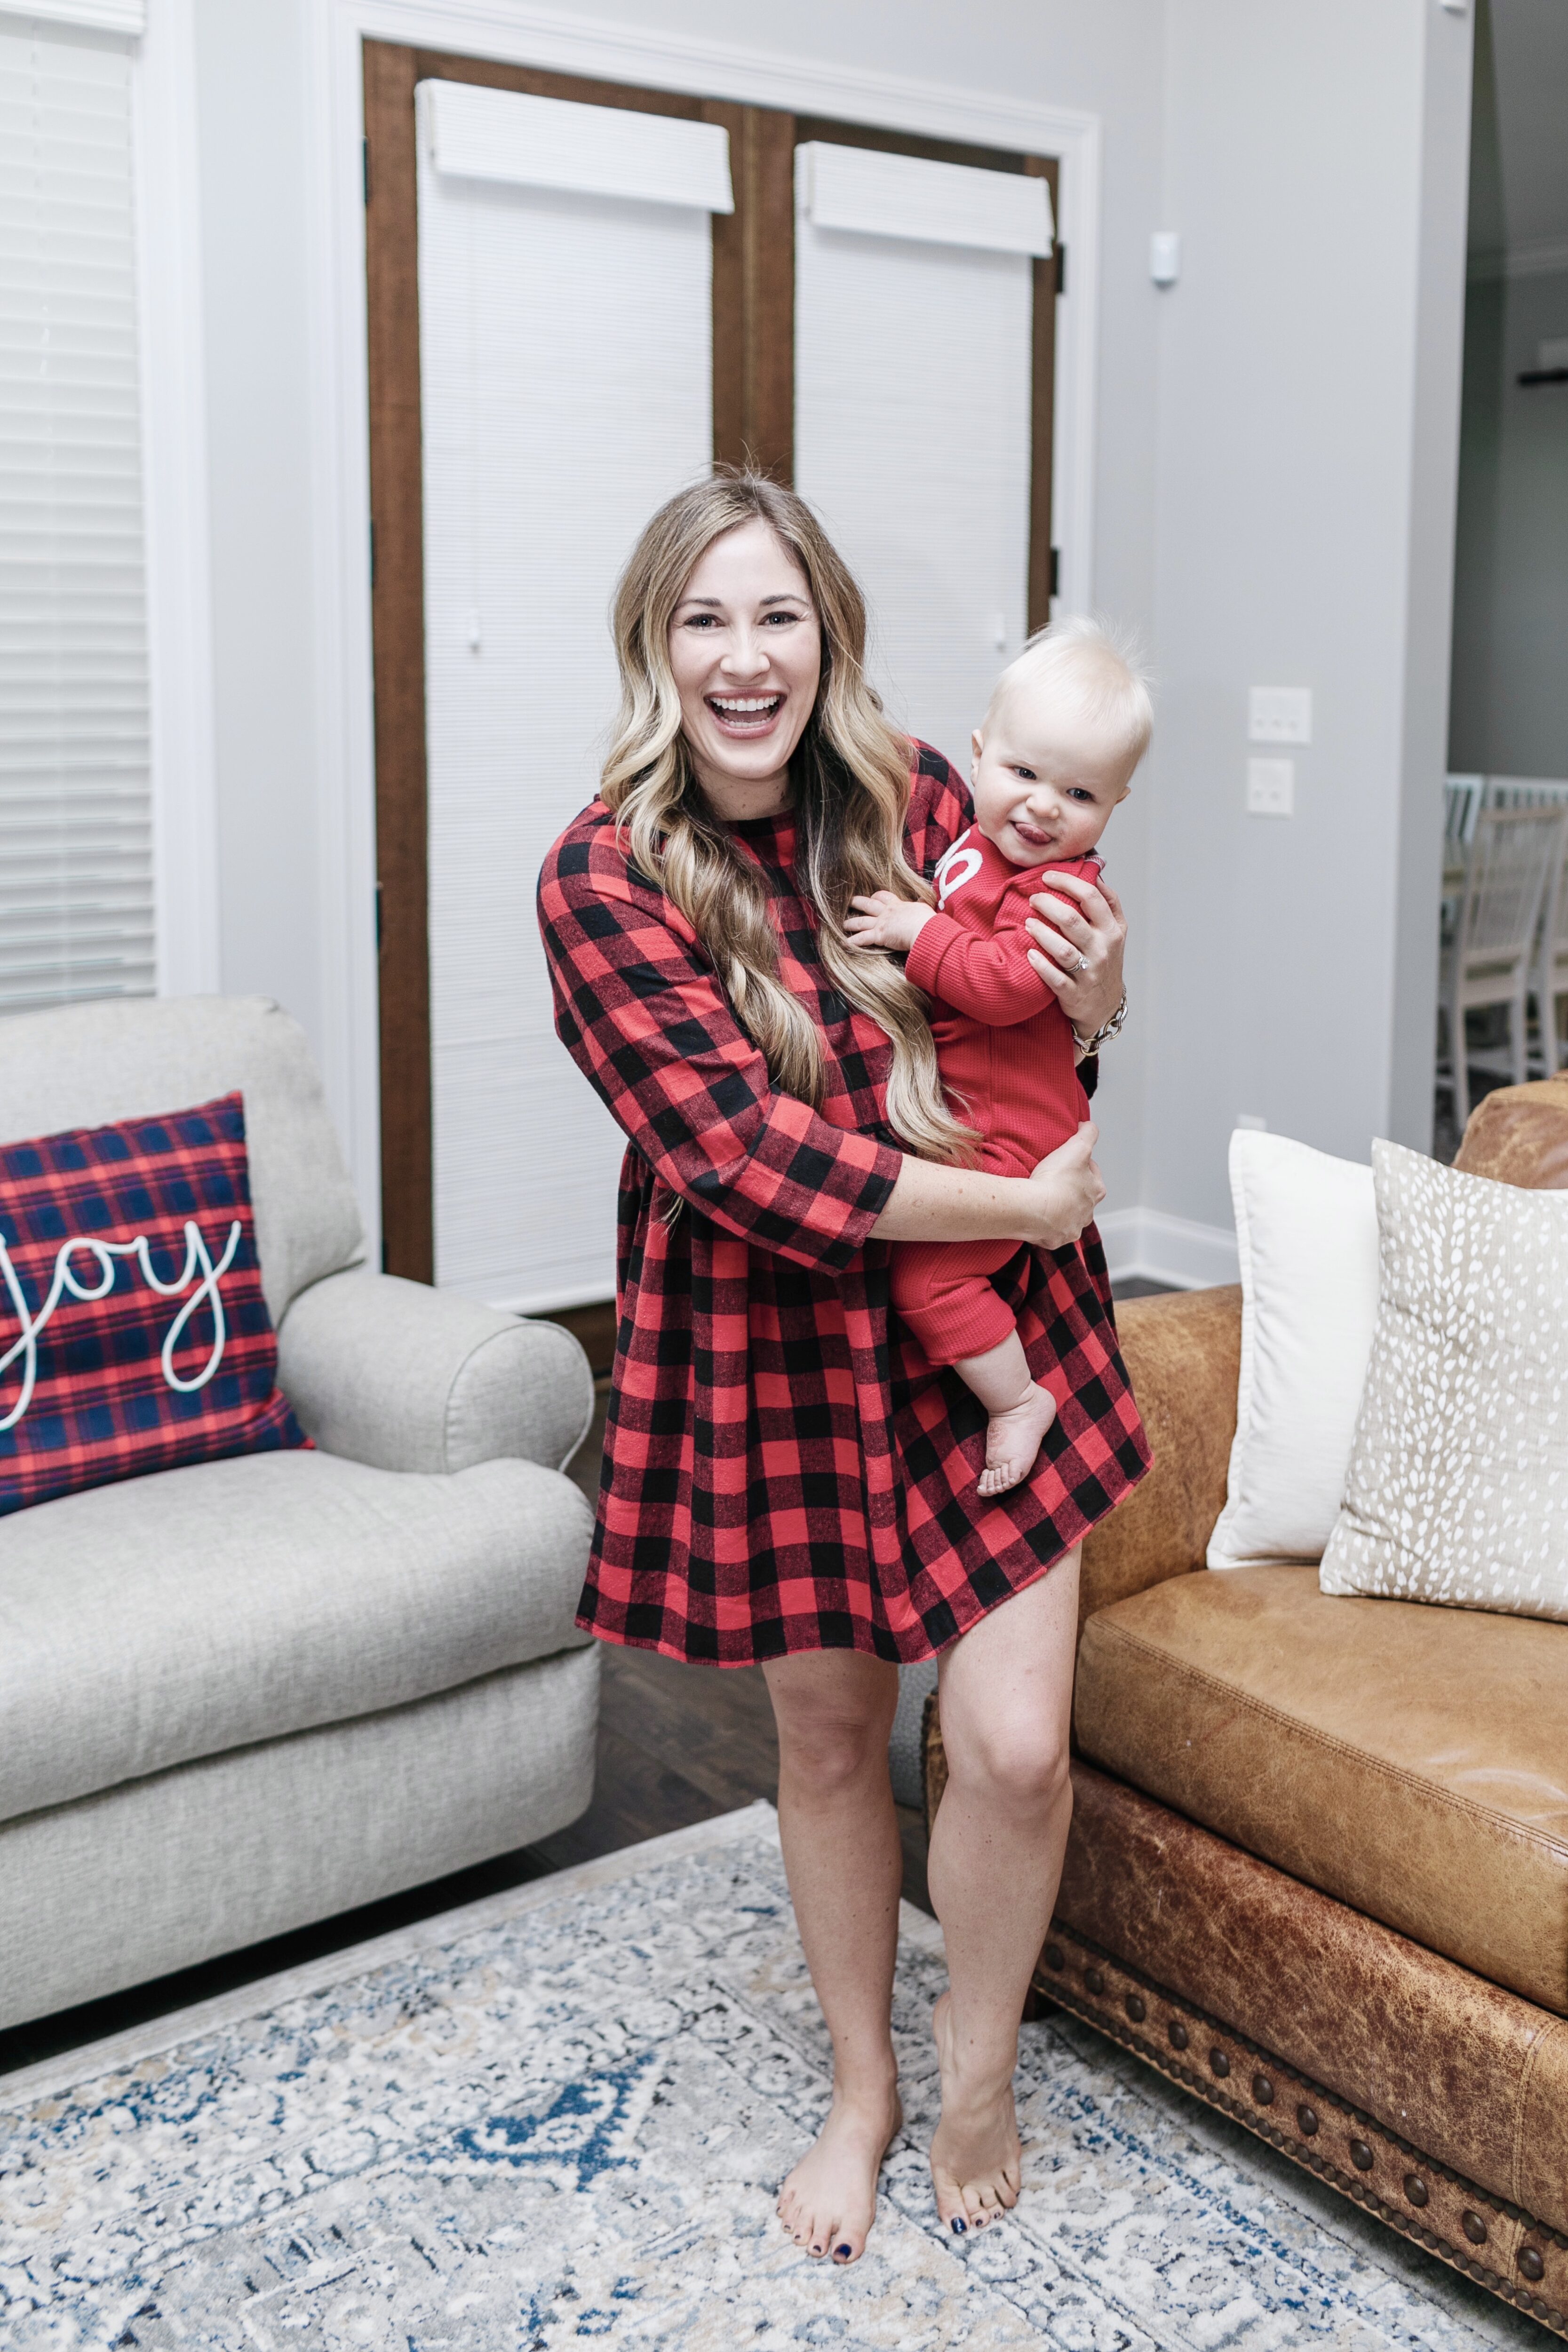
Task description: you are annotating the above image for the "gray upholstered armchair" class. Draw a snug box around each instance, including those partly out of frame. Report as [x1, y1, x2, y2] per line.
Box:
[0, 995, 598, 2031]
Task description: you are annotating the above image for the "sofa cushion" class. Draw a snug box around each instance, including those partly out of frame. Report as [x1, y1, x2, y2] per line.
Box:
[0, 1447, 593, 1826]
[0, 997, 363, 1324]
[1075, 1564, 1568, 2015]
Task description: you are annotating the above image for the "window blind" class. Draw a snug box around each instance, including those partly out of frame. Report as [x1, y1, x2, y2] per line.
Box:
[793, 143, 1036, 781]
[0, 21, 154, 1017]
[20, 4, 146, 32]
[415, 82, 724, 1311]
[424, 79, 732, 214]
[799, 140, 1052, 258]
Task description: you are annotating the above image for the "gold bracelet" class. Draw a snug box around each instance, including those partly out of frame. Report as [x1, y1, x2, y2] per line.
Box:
[1073, 990, 1128, 1055]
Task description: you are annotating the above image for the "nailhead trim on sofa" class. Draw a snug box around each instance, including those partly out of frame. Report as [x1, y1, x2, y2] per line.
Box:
[1034, 1922, 1568, 2334]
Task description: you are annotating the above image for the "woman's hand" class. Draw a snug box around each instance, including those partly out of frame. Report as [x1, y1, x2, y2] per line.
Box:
[868, 1119, 1105, 1247]
[1024, 871, 1126, 1040]
[846, 890, 935, 954]
[1019, 1121, 1106, 1249]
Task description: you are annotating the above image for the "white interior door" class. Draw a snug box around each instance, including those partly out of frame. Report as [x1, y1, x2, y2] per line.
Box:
[415, 83, 730, 1310]
[793, 142, 1052, 781]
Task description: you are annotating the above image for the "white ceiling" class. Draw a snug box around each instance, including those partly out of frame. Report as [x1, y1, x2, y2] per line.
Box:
[1471, 0, 1568, 259]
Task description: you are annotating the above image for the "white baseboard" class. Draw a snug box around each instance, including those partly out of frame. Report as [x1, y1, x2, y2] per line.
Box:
[1098, 1206, 1239, 1291]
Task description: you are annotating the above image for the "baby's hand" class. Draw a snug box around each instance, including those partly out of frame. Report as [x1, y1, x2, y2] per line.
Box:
[845, 891, 934, 954]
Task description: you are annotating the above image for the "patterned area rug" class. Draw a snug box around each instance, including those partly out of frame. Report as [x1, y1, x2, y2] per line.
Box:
[0, 1804, 1538, 2350]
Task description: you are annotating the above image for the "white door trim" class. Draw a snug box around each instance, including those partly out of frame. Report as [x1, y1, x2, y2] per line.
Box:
[304, 0, 1104, 1251]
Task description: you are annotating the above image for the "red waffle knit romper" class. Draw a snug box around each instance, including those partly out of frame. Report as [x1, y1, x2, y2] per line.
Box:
[893, 827, 1104, 1371]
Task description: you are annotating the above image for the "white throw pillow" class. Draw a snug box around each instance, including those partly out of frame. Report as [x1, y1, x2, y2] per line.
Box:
[1206, 1130, 1381, 1569]
[1320, 1139, 1568, 1620]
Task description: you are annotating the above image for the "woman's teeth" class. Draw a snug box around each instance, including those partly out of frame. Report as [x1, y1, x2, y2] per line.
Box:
[708, 694, 783, 731]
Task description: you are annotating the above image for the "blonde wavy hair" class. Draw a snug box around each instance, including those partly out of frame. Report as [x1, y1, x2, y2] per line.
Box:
[602, 472, 974, 1163]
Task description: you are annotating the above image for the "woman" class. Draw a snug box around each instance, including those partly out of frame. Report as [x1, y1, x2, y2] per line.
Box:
[538, 473, 1147, 2266]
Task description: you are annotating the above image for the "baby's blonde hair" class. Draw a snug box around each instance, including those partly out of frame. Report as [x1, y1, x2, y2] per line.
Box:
[987, 614, 1154, 767]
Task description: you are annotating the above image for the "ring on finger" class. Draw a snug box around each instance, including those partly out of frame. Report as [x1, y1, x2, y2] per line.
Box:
[1074, 954, 1089, 973]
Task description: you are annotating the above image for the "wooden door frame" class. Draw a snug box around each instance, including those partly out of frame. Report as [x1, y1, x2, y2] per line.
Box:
[363, 40, 1062, 1282]
[364, 43, 737, 1283]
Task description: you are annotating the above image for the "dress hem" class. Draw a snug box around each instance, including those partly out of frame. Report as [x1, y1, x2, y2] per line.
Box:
[573, 1436, 1147, 1669]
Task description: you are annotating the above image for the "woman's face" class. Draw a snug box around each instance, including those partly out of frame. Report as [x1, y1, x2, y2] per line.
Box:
[668, 518, 822, 809]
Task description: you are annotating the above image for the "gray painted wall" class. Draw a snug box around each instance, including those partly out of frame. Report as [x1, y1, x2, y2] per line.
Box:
[187, 0, 1472, 1257]
[1140, 0, 1470, 1231]
[1449, 266, 1568, 779]
[193, 0, 320, 1033]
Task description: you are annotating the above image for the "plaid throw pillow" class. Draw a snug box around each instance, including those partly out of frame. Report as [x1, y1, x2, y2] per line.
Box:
[0, 1092, 308, 1517]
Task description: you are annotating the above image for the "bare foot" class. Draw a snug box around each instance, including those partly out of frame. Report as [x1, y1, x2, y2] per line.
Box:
[976, 1383, 1057, 1497]
[777, 2082, 903, 2265]
[929, 1990, 1022, 2233]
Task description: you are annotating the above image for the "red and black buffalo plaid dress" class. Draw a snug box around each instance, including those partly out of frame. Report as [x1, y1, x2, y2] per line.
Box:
[537, 744, 1149, 1666]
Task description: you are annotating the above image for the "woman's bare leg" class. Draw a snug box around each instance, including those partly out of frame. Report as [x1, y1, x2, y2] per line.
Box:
[926, 1545, 1080, 2233]
[764, 1649, 903, 2265]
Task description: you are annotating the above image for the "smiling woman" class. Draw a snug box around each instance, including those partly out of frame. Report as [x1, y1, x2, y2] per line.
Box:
[535, 471, 1149, 2272]
[599, 477, 974, 1159]
[667, 525, 820, 803]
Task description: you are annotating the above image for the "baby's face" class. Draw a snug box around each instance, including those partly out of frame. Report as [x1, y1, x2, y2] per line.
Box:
[971, 688, 1136, 867]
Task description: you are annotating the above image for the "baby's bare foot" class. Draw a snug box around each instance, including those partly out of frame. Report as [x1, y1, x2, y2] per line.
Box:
[929, 1990, 1022, 2233]
[777, 2083, 903, 2265]
[976, 1383, 1057, 1496]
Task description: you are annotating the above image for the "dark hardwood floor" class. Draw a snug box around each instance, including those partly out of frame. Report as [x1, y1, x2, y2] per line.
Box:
[0, 1277, 1160, 2082]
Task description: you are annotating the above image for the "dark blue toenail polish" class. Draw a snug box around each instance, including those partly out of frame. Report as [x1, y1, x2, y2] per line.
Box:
[951, 2217, 967, 2235]
[835, 2244, 852, 2258]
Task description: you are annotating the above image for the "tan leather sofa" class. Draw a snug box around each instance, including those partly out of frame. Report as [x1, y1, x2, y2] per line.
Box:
[926, 1076, 1568, 2336]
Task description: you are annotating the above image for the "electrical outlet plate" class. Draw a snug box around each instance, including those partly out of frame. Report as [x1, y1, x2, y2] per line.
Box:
[1248, 686, 1312, 744]
[1247, 757, 1294, 817]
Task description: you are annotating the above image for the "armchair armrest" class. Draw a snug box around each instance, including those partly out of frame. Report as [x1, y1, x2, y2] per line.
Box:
[1454, 1074, 1568, 1189]
[1078, 1286, 1241, 1631]
[276, 1269, 596, 1476]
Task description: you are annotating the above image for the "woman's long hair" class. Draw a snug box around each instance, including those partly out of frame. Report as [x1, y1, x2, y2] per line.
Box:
[602, 472, 975, 1163]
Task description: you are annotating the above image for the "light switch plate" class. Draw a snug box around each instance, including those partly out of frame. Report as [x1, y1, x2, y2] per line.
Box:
[1249, 686, 1312, 744]
[1247, 757, 1294, 817]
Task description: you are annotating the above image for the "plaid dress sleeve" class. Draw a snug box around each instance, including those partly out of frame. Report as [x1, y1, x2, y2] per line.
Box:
[538, 806, 901, 1272]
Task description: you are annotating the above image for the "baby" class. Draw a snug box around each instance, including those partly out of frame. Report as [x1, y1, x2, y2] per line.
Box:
[847, 618, 1151, 1496]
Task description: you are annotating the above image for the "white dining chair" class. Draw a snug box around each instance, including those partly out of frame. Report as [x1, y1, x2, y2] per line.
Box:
[1485, 776, 1568, 814]
[1525, 786, 1568, 1074]
[1481, 779, 1568, 1074]
[1444, 775, 1483, 855]
[1439, 801, 1568, 1124]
